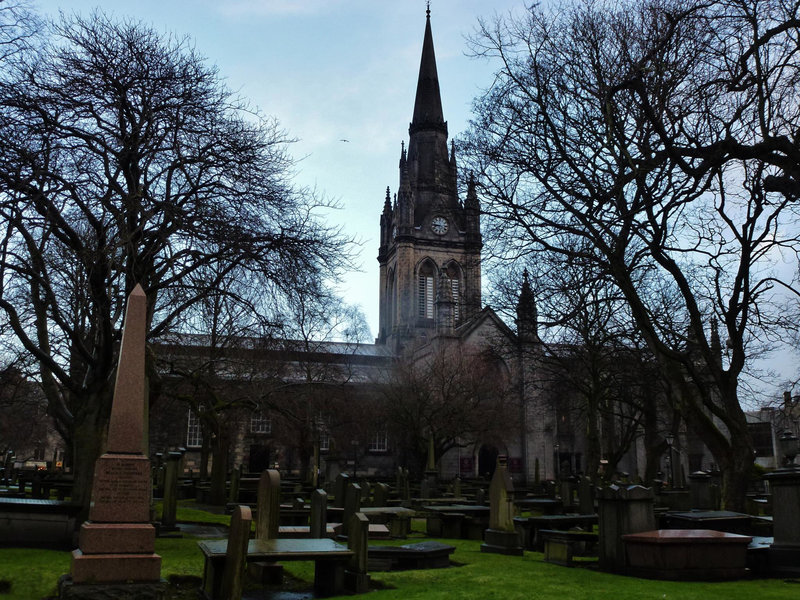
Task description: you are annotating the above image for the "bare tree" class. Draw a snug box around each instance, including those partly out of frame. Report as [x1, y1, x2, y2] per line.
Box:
[0, 11, 350, 514]
[379, 344, 514, 478]
[461, 0, 800, 509]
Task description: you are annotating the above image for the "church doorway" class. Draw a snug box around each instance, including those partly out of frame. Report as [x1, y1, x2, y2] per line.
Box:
[249, 444, 271, 474]
[478, 445, 499, 479]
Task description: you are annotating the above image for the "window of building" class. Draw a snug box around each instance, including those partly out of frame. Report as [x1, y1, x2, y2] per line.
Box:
[443, 263, 462, 323]
[368, 431, 388, 452]
[186, 410, 203, 448]
[418, 262, 435, 319]
[250, 411, 272, 434]
[749, 422, 774, 457]
[319, 430, 330, 452]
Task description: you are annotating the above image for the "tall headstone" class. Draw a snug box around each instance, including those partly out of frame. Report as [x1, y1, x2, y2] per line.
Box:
[480, 456, 523, 555]
[345, 512, 371, 593]
[221, 505, 252, 600]
[597, 484, 656, 573]
[228, 464, 242, 504]
[160, 450, 183, 532]
[334, 472, 350, 509]
[764, 466, 800, 576]
[373, 483, 389, 508]
[341, 482, 362, 537]
[63, 286, 163, 598]
[578, 475, 595, 514]
[256, 469, 280, 540]
[310, 488, 328, 538]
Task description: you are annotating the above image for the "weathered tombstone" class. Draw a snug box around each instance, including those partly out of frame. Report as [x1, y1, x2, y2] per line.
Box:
[475, 488, 487, 506]
[399, 468, 411, 503]
[452, 476, 462, 499]
[373, 482, 389, 507]
[764, 465, 800, 576]
[345, 512, 371, 593]
[480, 456, 523, 555]
[252, 470, 283, 585]
[160, 450, 183, 532]
[597, 484, 656, 573]
[341, 482, 362, 537]
[221, 505, 252, 600]
[256, 469, 280, 540]
[228, 464, 242, 504]
[334, 472, 350, 509]
[310, 488, 328, 538]
[61, 285, 163, 599]
[578, 475, 595, 514]
[360, 481, 372, 507]
[688, 471, 715, 510]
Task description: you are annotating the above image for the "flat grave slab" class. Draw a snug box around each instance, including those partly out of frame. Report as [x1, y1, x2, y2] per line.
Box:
[622, 528, 752, 580]
[368, 541, 456, 571]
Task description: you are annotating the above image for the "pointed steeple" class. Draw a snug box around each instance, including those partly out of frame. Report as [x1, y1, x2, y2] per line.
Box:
[383, 186, 392, 215]
[410, 6, 446, 135]
[516, 270, 539, 343]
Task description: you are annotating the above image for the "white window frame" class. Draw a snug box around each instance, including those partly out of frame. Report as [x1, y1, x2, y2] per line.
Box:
[250, 411, 272, 434]
[186, 410, 203, 448]
[368, 431, 388, 452]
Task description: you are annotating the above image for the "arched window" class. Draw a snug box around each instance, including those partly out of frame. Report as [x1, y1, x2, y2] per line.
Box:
[387, 267, 396, 329]
[418, 260, 436, 319]
[443, 262, 462, 323]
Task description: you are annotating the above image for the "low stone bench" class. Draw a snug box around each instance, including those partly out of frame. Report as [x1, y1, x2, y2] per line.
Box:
[198, 537, 353, 598]
[0, 497, 80, 549]
[622, 529, 752, 580]
[540, 529, 599, 567]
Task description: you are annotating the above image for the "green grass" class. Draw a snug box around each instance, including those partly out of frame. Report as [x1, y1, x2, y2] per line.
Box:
[1, 503, 798, 600]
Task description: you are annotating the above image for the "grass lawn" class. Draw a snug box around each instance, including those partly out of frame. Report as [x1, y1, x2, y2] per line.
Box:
[1, 502, 798, 600]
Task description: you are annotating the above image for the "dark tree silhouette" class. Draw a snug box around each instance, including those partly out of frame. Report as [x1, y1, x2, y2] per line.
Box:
[461, 0, 800, 509]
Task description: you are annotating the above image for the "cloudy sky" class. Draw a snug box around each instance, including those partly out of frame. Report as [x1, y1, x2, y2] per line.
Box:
[43, 0, 528, 339]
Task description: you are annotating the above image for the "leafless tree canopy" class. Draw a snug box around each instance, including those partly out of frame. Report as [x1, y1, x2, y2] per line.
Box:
[461, 0, 800, 509]
[0, 10, 352, 512]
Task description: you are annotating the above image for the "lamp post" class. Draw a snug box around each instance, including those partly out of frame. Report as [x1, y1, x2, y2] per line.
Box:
[665, 434, 674, 487]
[351, 439, 359, 477]
[778, 430, 799, 468]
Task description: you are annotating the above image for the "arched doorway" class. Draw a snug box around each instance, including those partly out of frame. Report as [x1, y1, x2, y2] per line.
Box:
[478, 445, 499, 479]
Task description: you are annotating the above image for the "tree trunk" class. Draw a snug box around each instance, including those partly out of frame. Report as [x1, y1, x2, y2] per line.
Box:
[209, 435, 229, 506]
[70, 404, 108, 522]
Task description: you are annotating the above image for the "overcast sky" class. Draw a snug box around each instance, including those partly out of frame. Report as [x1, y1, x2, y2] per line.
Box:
[43, 0, 528, 340]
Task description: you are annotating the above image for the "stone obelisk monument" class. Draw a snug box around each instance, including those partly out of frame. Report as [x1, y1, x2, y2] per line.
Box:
[62, 285, 163, 598]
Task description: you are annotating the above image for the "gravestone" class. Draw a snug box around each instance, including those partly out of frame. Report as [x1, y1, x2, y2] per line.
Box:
[452, 476, 462, 499]
[360, 481, 372, 507]
[160, 451, 183, 532]
[689, 471, 716, 510]
[597, 484, 656, 573]
[221, 505, 252, 600]
[61, 285, 163, 599]
[764, 465, 800, 576]
[256, 469, 280, 540]
[228, 464, 242, 504]
[345, 512, 371, 593]
[578, 475, 595, 514]
[341, 482, 362, 537]
[310, 489, 328, 538]
[252, 470, 282, 584]
[475, 488, 487, 506]
[397, 468, 410, 504]
[373, 483, 389, 507]
[480, 456, 523, 555]
[334, 473, 350, 509]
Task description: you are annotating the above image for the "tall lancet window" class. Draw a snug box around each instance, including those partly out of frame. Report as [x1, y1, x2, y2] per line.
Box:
[444, 262, 462, 323]
[418, 261, 436, 319]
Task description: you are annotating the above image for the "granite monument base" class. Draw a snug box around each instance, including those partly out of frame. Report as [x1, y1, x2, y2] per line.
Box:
[58, 574, 166, 600]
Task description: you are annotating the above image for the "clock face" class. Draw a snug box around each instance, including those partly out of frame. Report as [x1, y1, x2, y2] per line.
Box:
[431, 216, 448, 235]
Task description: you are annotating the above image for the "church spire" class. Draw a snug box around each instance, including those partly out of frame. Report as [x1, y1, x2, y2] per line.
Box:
[516, 270, 539, 343]
[410, 5, 446, 135]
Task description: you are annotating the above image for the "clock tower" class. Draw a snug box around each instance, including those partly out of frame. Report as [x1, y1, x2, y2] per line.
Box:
[377, 8, 482, 351]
